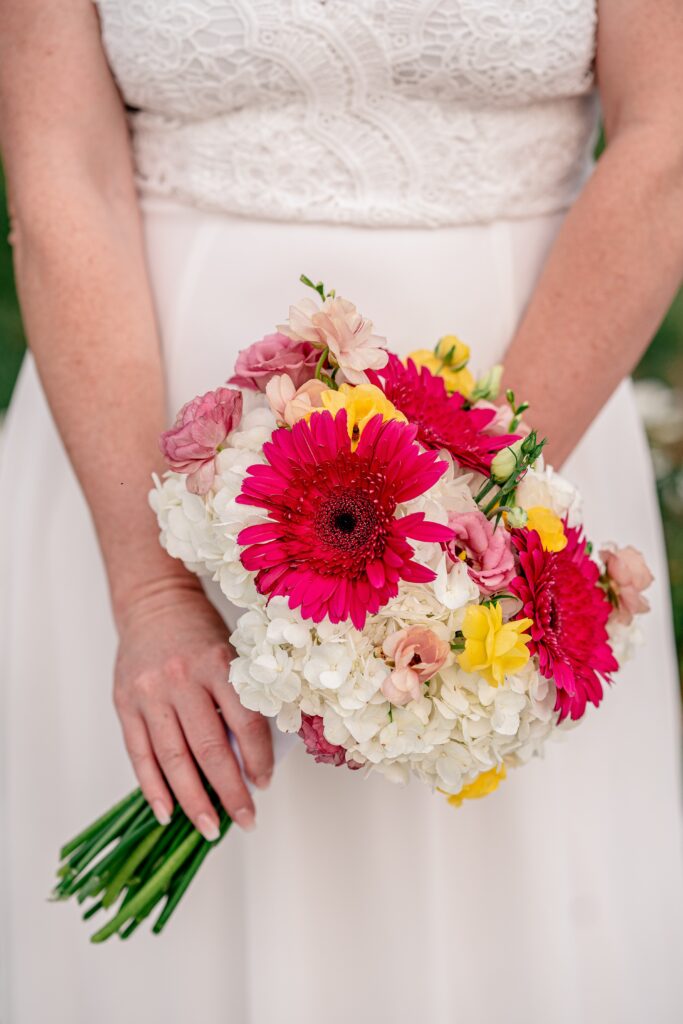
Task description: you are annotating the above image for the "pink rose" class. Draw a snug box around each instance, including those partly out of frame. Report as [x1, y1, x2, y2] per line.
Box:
[600, 545, 654, 624]
[298, 714, 361, 769]
[159, 386, 242, 495]
[265, 375, 328, 426]
[229, 332, 320, 392]
[446, 509, 515, 594]
[279, 296, 388, 385]
[381, 626, 450, 706]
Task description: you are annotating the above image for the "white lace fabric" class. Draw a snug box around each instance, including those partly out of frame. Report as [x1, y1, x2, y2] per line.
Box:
[94, 0, 599, 227]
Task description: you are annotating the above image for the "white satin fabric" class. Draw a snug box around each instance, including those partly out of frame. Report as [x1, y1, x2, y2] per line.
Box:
[1, 200, 682, 1023]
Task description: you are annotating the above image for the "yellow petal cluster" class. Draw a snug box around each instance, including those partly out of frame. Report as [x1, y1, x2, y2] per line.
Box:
[525, 506, 567, 552]
[457, 603, 533, 687]
[318, 383, 406, 443]
[447, 764, 507, 807]
[407, 334, 475, 397]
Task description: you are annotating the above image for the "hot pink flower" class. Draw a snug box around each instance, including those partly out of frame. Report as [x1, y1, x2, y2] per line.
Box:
[367, 355, 519, 475]
[279, 296, 388, 385]
[511, 525, 618, 721]
[600, 545, 653, 624]
[236, 410, 453, 629]
[446, 510, 515, 594]
[159, 387, 242, 495]
[381, 626, 450, 705]
[265, 374, 328, 426]
[298, 714, 361, 769]
[229, 332, 320, 392]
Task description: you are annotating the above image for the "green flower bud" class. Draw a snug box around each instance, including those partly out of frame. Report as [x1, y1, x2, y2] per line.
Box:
[505, 506, 528, 528]
[490, 439, 524, 483]
[470, 364, 503, 402]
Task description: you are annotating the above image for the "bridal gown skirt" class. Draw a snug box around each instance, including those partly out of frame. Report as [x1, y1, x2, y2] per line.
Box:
[2, 198, 682, 1024]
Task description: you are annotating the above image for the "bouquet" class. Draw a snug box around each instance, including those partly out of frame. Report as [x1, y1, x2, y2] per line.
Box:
[53, 275, 653, 940]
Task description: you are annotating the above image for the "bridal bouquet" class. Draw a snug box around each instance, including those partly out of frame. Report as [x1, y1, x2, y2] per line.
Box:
[54, 275, 652, 940]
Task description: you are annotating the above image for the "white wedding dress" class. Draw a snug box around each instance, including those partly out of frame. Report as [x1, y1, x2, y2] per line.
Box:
[1, 3, 682, 1022]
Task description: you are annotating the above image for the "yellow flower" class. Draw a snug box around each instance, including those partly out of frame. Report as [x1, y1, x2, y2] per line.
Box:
[447, 765, 507, 807]
[318, 383, 406, 443]
[525, 506, 567, 552]
[457, 602, 533, 687]
[408, 334, 475, 397]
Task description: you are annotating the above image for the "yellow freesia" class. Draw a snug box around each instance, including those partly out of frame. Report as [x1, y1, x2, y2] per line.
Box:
[525, 506, 567, 552]
[318, 383, 406, 443]
[447, 765, 507, 807]
[408, 334, 474, 397]
[457, 602, 533, 687]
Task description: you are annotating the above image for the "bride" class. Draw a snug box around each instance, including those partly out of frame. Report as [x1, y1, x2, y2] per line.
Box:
[1, 1, 682, 1021]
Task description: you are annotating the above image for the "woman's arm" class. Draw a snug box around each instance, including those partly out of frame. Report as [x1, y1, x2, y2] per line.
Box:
[503, 0, 683, 466]
[0, 0, 271, 836]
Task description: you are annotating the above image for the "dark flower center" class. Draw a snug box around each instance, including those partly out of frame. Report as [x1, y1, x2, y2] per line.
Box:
[315, 490, 380, 552]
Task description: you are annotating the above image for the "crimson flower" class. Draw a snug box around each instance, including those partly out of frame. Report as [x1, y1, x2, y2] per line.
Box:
[511, 525, 618, 721]
[366, 355, 519, 474]
[236, 410, 453, 629]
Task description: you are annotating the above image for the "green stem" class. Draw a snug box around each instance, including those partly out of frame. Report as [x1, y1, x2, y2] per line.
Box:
[102, 824, 166, 908]
[90, 830, 203, 943]
[67, 792, 146, 877]
[314, 347, 330, 381]
[59, 789, 140, 860]
[153, 815, 232, 934]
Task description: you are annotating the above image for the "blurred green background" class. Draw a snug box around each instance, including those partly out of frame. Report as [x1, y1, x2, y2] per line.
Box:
[0, 167, 681, 679]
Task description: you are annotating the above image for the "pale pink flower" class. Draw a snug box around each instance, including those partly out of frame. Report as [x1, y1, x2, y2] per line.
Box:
[600, 545, 654, 624]
[265, 375, 328, 426]
[381, 626, 450, 706]
[279, 295, 388, 385]
[477, 400, 531, 438]
[229, 332, 319, 392]
[446, 509, 515, 594]
[159, 387, 242, 495]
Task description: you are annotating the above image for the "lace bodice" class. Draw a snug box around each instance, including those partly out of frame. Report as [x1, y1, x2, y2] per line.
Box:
[94, 0, 599, 227]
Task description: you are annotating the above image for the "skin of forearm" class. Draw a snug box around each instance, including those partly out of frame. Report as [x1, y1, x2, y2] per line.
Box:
[10, 184, 192, 626]
[503, 124, 683, 466]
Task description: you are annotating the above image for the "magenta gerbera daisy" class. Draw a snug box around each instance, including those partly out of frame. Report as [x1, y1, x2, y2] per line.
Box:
[236, 410, 453, 629]
[366, 354, 519, 475]
[511, 525, 619, 721]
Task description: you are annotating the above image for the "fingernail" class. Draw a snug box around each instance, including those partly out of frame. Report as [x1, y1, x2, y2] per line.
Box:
[197, 813, 220, 842]
[254, 773, 272, 790]
[153, 801, 171, 826]
[234, 808, 256, 832]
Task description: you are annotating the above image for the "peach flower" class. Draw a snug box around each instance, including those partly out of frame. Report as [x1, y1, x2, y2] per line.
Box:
[279, 295, 388, 385]
[600, 545, 654, 624]
[381, 626, 450, 706]
[159, 386, 242, 495]
[265, 375, 328, 426]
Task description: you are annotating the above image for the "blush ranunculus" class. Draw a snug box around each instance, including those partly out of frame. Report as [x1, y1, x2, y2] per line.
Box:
[446, 510, 515, 594]
[229, 332, 320, 392]
[159, 387, 243, 495]
[381, 626, 450, 705]
[298, 714, 361, 769]
[279, 296, 388, 385]
[600, 545, 654, 624]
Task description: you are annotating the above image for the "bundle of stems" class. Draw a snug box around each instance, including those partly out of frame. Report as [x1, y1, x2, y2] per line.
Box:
[52, 786, 231, 942]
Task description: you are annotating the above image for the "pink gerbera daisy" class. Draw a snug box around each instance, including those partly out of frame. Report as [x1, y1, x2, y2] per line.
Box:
[511, 525, 619, 721]
[236, 410, 453, 629]
[367, 354, 519, 475]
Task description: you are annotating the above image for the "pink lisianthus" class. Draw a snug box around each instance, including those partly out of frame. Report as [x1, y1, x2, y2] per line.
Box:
[228, 332, 320, 392]
[265, 374, 328, 426]
[279, 296, 388, 385]
[446, 510, 515, 594]
[298, 714, 361, 769]
[159, 387, 242, 495]
[600, 545, 653, 624]
[381, 626, 450, 705]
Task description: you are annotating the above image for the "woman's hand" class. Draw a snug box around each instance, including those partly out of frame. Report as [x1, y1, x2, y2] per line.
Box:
[113, 578, 273, 838]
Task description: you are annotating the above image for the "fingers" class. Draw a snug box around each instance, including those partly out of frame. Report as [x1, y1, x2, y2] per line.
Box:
[212, 680, 274, 790]
[145, 705, 223, 841]
[118, 710, 174, 827]
[174, 687, 256, 831]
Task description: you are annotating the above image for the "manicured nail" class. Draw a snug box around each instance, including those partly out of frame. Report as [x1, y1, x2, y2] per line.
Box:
[254, 773, 272, 790]
[152, 801, 171, 826]
[197, 813, 220, 842]
[233, 808, 256, 832]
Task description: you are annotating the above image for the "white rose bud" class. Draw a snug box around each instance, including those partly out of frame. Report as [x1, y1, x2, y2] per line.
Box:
[471, 364, 503, 402]
[505, 506, 528, 528]
[490, 439, 524, 483]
